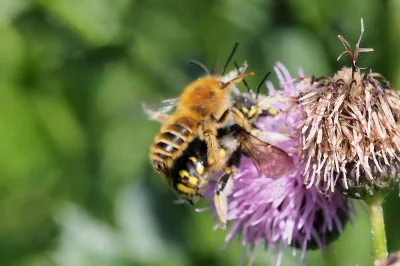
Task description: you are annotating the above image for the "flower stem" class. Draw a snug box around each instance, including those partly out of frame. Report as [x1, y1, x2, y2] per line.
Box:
[365, 194, 388, 259]
[323, 244, 337, 266]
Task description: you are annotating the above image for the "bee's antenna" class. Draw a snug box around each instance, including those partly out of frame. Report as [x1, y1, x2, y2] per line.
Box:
[222, 72, 255, 89]
[222, 43, 239, 75]
[234, 61, 251, 93]
[211, 51, 219, 75]
[255, 71, 271, 100]
[189, 60, 210, 75]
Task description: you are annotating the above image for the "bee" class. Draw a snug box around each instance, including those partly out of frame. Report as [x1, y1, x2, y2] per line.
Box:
[157, 67, 294, 229]
[147, 43, 254, 181]
[144, 47, 294, 228]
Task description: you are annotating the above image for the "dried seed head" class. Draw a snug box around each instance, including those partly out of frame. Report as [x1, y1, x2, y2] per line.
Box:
[298, 19, 400, 199]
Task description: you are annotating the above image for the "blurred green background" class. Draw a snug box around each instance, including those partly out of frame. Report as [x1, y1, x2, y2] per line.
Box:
[1, 0, 400, 265]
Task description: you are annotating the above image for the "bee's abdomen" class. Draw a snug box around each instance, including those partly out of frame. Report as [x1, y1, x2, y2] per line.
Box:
[151, 117, 196, 174]
[170, 138, 208, 200]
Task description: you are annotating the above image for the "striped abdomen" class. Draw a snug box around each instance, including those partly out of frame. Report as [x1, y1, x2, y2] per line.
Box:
[151, 116, 197, 175]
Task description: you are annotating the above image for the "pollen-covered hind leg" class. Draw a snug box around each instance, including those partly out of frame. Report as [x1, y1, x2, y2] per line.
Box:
[204, 132, 225, 169]
[199, 123, 224, 170]
[214, 167, 236, 230]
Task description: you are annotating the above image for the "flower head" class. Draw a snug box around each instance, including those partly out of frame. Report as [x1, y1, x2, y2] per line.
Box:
[297, 19, 400, 198]
[201, 63, 352, 265]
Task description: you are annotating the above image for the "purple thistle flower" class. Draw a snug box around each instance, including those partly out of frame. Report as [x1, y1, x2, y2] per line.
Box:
[199, 63, 353, 265]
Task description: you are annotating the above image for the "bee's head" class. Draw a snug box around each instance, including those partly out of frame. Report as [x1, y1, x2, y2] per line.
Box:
[233, 94, 260, 120]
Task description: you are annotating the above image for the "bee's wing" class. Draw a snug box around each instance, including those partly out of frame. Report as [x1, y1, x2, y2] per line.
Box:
[214, 192, 228, 230]
[159, 98, 180, 113]
[255, 130, 292, 144]
[214, 170, 235, 230]
[238, 130, 294, 178]
[142, 98, 179, 123]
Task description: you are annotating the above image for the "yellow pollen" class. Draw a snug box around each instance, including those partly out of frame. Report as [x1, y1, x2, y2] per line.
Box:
[196, 163, 204, 175]
[188, 176, 198, 186]
[225, 167, 236, 175]
[177, 183, 196, 195]
[179, 170, 190, 178]
[189, 157, 197, 163]
[241, 107, 249, 114]
[219, 149, 227, 158]
[250, 129, 259, 136]
[268, 108, 278, 116]
[248, 106, 257, 118]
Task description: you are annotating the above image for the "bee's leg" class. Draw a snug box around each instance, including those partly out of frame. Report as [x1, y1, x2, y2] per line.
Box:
[214, 167, 236, 230]
[200, 109, 230, 166]
[230, 107, 252, 132]
[205, 109, 232, 168]
[142, 103, 169, 123]
[199, 123, 224, 169]
[200, 107, 232, 169]
[205, 133, 224, 168]
[211, 108, 231, 125]
[214, 145, 242, 229]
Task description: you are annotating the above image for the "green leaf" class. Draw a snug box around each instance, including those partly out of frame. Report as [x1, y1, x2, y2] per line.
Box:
[0, 25, 24, 81]
[0, 0, 31, 26]
[37, 0, 121, 46]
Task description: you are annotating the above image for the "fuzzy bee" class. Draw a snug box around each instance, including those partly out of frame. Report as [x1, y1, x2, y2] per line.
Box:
[144, 58, 294, 228]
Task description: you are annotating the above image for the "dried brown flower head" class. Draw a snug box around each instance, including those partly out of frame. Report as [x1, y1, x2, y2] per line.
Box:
[297, 19, 400, 199]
